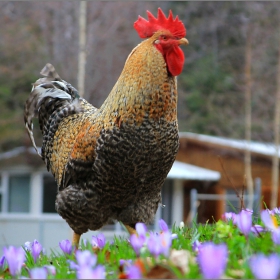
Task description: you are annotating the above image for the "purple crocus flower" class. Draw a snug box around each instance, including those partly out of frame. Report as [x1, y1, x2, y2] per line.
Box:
[159, 231, 172, 257]
[272, 228, 280, 245]
[130, 233, 145, 256]
[197, 242, 228, 279]
[92, 265, 106, 279]
[77, 264, 105, 279]
[76, 250, 97, 268]
[92, 233, 106, 249]
[59, 239, 73, 255]
[245, 208, 253, 214]
[74, 250, 103, 279]
[44, 265, 56, 275]
[129, 222, 148, 256]
[271, 207, 280, 215]
[77, 266, 95, 279]
[158, 219, 177, 239]
[192, 240, 202, 253]
[126, 264, 142, 279]
[147, 231, 172, 258]
[261, 210, 278, 231]
[31, 240, 43, 263]
[29, 267, 48, 279]
[0, 255, 5, 270]
[222, 212, 237, 224]
[24, 241, 32, 252]
[159, 219, 169, 232]
[236, 210, 252, 236]
[147, 232, 162, 258]
[135, 223, 147, 238]
[120, 259, 133, 268]
[3, 246, 26, 276]
[249, 253, 280, 279]
[251, 224, 265, 235]
[68, 260, 79, 270]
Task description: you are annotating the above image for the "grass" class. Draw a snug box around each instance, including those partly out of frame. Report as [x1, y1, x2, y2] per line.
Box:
[1, 208, 280, 279]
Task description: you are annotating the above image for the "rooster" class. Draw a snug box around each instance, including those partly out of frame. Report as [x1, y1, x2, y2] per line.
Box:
[24, 8, 188, 247]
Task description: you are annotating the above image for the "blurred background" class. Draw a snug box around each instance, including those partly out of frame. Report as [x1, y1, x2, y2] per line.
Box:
[0, 1, 279, 150]
[0, 1, 280, 251]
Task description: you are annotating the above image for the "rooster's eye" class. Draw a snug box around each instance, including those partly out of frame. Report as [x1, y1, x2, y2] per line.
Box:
[161, 35, 167, 40]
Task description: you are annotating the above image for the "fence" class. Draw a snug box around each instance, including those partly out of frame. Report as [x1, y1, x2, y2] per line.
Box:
[189, 178, 262, 224]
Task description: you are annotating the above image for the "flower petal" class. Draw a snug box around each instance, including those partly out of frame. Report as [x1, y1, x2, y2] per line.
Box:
[222, 212, 237, 224]
[97, 233, 106, 248]
[135, 223, 147, 238]
[236, 210, 252, 236]
[249, 253, 280, 279]
[197, 242, 227, 279]
[76, 250, 97, 268]
[31, 240, 43, 263]
[126, 264, 142, 279]
[30, 267, 48, 279]
[261, 210, 278, 231]
[3, 246, 26, 276]
[251, 224, 265, 235]
[59, 239, 73, 255]
[159, 219, 169, 232]
[130, 234, 145, 256]
[272, 228, 280, 245]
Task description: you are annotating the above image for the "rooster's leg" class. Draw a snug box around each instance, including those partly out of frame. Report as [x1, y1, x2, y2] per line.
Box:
[72, 232, 81, 248]
[124, 224, 137, 235]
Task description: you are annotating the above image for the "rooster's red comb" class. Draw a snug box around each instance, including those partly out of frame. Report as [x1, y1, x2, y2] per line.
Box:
[134, 8, 186, 39]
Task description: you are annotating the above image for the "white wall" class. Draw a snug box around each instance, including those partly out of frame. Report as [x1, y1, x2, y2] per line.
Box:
[0, 215, 128, 253]
[0, 166, 185, 253]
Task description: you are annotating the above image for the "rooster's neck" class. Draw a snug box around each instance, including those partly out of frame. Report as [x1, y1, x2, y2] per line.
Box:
[99, 39, 178, 127]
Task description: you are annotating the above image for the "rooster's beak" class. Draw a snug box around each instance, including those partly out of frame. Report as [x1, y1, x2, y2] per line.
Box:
[178, 38, 189, 46]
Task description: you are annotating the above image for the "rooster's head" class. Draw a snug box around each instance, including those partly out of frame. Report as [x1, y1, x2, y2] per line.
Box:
[134, 8, 188, 76]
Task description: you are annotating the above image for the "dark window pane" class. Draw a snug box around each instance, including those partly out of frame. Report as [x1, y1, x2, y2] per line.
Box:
[43, 175, 57, 213]
[9, 175, 30, 212]
[161, 179, 173, 226]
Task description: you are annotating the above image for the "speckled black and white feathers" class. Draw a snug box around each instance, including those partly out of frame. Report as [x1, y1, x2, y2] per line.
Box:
[24, 63, 97, 166]
[55, 118, 179, 234]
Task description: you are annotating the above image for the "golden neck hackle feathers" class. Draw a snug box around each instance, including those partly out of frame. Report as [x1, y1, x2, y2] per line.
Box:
[99, 34, 178, 127]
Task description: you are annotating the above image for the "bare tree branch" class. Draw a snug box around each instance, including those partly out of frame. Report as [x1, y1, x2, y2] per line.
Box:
[271, 27, 280, 209]
[244, 22, 254, 210]
[77, 1, 87, 97]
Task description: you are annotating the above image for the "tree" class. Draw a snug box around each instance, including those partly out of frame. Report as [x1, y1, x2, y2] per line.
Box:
[271, 30, 280, 209]
[1, 2, 280, 151]
[244, 22, 254, 210]
[77, 1, 87, 97]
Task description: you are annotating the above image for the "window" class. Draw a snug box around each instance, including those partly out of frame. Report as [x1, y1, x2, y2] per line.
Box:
[42, 175, 58, 213]
[160, 179, 173, 226]
[8, 174, 30, 212]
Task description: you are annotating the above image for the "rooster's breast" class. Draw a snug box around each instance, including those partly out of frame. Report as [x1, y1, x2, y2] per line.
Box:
[93, 116, 179, 207]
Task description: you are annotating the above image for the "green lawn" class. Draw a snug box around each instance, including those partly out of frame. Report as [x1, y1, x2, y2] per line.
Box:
[1, 207, 280, 279]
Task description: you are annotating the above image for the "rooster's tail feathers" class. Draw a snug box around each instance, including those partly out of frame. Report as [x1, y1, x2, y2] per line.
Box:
[40, 63, 62, 80]
[24, 63, 79, 157]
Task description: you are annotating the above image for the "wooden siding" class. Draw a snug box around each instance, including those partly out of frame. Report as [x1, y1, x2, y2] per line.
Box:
[177, 137, 280, 222]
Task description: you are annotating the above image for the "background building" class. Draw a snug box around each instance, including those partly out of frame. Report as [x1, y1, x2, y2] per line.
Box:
[0, 141, 220, 252]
